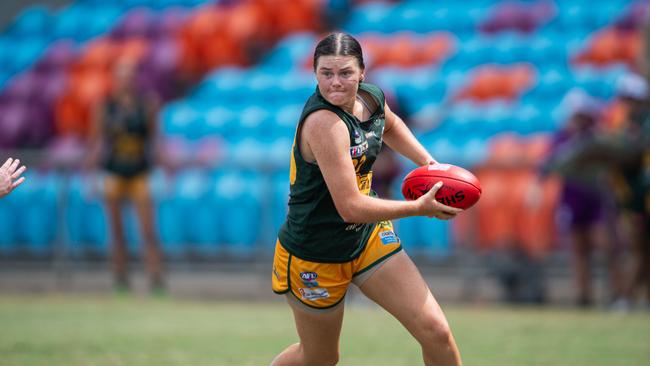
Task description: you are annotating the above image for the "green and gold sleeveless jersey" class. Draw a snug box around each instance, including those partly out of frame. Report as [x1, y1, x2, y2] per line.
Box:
[278, 82, 386, 263]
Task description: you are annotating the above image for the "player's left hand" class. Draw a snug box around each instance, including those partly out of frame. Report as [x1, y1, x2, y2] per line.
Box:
[0, 158, 27, 198]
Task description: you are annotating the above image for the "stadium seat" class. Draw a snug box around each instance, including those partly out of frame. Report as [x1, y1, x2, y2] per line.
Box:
[8, 5, 52, 40]
[160, 101, 202, 139]
[110, 7, 155, 40]
[214, 171, 266, 257]
[149, 169, 188, 256]
[65, 174, 109, 257]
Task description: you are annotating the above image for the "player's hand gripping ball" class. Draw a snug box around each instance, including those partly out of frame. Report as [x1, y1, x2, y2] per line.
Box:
[401, 163, 482, 209]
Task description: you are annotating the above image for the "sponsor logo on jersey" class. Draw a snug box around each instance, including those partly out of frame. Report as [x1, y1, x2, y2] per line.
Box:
[379, 231, 399, 245]
[350, 141, 369, 158]
[345, 223, 364, 231]
[299, 287, 330, 301]
[365, 131, 378, 139]
[354, 130, 363, 144]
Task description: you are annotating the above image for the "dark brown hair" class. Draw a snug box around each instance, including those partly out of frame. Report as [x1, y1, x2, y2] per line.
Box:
[313, 32, 365, 71]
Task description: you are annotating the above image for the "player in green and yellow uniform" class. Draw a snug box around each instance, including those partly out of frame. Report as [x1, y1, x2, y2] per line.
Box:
[271, 33, 463, 366]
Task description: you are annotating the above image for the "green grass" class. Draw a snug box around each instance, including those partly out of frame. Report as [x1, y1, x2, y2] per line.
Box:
[0, 296, 648, 366]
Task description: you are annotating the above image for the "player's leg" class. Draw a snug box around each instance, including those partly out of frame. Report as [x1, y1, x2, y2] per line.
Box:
[571, 226, 592, 306]
[105, 175, 129, 288]
[359, 251, 462, 366]
[271, 300, 344, 366]
[129, 174, 164, 289]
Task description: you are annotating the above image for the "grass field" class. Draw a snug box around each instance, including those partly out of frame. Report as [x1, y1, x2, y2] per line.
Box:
[0, 295, 648, 366]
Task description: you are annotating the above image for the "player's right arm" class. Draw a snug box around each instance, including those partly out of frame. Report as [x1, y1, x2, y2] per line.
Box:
[300, 110, 461, 223]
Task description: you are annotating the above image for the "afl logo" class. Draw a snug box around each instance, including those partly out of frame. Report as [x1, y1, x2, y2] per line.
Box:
[300, 272, 318, 281]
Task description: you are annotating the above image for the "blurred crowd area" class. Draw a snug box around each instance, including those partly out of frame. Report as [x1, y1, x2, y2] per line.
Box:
[0, 0, 648, 307]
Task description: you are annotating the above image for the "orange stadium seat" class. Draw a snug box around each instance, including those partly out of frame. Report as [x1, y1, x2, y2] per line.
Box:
[385, 33, 418, 67]
[507, 63, 536, 95]
[574, 28, 641, 67]
[55, 91, 91, 137]
[416, 32, 456, 65]
[225, 1, 269, 45]
[516, 171, 560, 257]
[68, 68, 112, 105]
[486, 132, 524, 165]
[76, 38, 117, 72]
[116, 38, 149, 65]
[263, 0, 322, 39]
[178, 7, 226, 76]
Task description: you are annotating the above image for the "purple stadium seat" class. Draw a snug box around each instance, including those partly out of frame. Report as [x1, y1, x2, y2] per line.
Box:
[481, 1, 555, 34]
[146, 37, 181, 73]
[0, 102, 29, 149]
[110, 8, 155, 40]
[3, 71, 40, 102]
[36, 69, 69, 103]
[615, 1, 650, 31]
[46, 135, 86, 168]
[150, 7, 188, 39]
[22, 101, 54, 148]
[34, 40, 78, 73]
[137, 37, 182, 101]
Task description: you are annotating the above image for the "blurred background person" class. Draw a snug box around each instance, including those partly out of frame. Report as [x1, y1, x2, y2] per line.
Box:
[86, 61, 165, 295]
[604, 73, 650, 310]
[539, 90, 624, 308]
[0, 158, 26, 198]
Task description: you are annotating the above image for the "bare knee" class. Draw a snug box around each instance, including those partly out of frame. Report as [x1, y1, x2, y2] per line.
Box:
[414, 313, 454, 349]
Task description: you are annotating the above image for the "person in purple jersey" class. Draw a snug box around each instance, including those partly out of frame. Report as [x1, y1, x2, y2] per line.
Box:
[540, 91, 624, 308]
[0, 158, 26, 198]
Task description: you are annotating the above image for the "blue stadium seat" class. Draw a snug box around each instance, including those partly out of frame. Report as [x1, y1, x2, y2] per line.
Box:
[271, 171, 290, 234]
[416, 217, 452, 258]
[260, 32, 316, 71]
[394, 216, 422, 253]
[84, 5, 122, 41]
[228, 137, 268, 169]
[150, 170, 188, 257]
[8, 38, 48, 74]
[272, 104, 301, 139]
[17, 172, 60, 256]
[344, 2, 393, 34]
[65, 174, 109, 257]
[8, 5, 51, 40]
[457, 37, 492, 67]
[491, 33, 528, 64]
[192, 67, 248, 106]
[267, 138, 292, 170]
[461, 137, 489, 167]
[214, 171, 266, 257]
[0, 185, 20, 255]
[160, 101, 202, 139]
[175, 169, 217, 256]
[277, 71, 315, 104]
[426, 136, 461, 166]
[235, 106, 274, 141]
[199, 104, 236, 137]
[51, 5, 87, 40]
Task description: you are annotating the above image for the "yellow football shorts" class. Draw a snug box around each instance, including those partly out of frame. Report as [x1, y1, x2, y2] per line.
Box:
[272, 220, 402, 310]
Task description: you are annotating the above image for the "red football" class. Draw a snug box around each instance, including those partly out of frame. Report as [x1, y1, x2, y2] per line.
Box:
[401, 163, 482, 209]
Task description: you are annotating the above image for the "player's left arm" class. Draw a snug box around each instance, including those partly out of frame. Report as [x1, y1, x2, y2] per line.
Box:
[382, 102, 435, 166]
